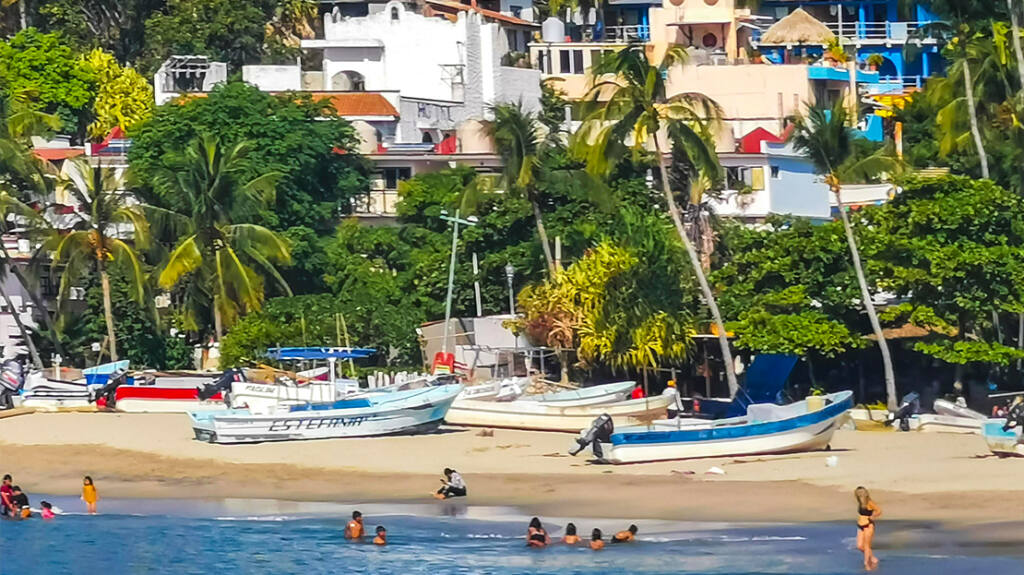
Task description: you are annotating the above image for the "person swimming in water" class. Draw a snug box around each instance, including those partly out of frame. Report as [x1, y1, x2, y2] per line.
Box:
[854, 486, 881, 571]
[611, 524, 637, 543]
[345, 511, 364, 539]
[373, 525, 387, 546]
[561, 523, 580, 544]
[526, 517, 550, 548]
[590, 528, 605, 550]
[40, 501, 55, 520]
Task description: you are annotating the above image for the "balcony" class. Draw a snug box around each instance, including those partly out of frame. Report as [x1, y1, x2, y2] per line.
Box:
[351, 190, 400, 217]
[824, 21, 937, 44]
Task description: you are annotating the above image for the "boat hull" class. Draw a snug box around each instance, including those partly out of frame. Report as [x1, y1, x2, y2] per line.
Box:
[983, 419, 1024, 457]
[914, 413, 983, 434]
[598, 392, 853, 464]
[189, 385, 462, 444]
[445, 395, 672, 433]
[525, 381, 634, 406]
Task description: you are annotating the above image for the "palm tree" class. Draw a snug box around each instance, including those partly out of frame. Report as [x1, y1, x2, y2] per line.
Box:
[1008, 0, 1024, 88]
[0, 191, 44, 368]
[1, 0, 27, 30]
[48, 158, 150, 362]
[0, 90, 66, 359]
[487, 101, 607, 276]
[573, 44, 739, 396]
[789, 102, 899, 410]
[153, 136, 291, 341]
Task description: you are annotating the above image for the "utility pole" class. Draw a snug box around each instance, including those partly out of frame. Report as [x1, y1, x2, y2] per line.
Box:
[439, 209, 478, 354]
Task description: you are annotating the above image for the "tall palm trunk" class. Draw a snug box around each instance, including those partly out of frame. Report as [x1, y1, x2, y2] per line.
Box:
[962, 60, 990, 179]
[655, 139, 738, 397]
[18, 0, 27, 30]
[98, 264, 119, 362]
[3, 255, 65, 357]
[1008, 0, 1024, 89]
[213, 296, 224, 342]
[833, 184, 896, 410]
[530, 194, 557, 275]
[0, 279, 43, 369]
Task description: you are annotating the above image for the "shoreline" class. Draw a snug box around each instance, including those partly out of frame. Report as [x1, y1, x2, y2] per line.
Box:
[2, 412, 1024, 528]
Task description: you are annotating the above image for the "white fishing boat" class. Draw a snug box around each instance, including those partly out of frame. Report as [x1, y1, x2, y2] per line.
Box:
[444, 393, 673, 432]
[913, 413, 983, 434]
[933, 398, 987, 420]
[576, 391, 853, 464]
[524, 381, 635, 406]
[229, 379, 361, 414]
[189, 384, 463, 444]
[18, 361, 128, 410]
[456, 377, 528, 402]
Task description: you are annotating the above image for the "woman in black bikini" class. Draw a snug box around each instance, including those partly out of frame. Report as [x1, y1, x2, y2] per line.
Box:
[854, 486, 881, 571]
[526, 517, 550, 548]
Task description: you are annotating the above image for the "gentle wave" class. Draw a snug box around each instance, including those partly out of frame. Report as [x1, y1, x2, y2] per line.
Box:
[214, 515, 308, 522]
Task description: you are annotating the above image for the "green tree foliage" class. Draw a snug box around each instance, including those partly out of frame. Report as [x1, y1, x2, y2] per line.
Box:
[141, 0, 277, 72]
[0, 28, 96, 135]
[129, 82, 368, 236]
[81, 48, 153, 138]
[714, 219, 866, 358]
[863, 175, 1024, 368]
[31, 0, 165, 64]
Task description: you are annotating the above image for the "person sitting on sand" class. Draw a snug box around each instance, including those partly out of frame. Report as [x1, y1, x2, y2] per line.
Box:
[40, 501, 55, 520]
[1, 474, 13, 517]
[345, 511, 364, 539]
[82, 476, 98, 514]
[434, 468, 467, 500]
[855, 487, 881, 571]
[526, 517, 550, 548]
[611, 524, 637, 543]
[590, 528, 604, 550]
[562, 523, 580, 545]
[373, 525, 387, 546]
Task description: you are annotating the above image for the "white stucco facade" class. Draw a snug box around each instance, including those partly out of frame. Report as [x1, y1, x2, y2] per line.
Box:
[711, 142, 830, 222]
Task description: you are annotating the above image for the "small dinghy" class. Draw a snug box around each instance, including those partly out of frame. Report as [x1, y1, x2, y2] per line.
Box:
[456, 377, 528, 402]
[523, 381, 635, 406]
[189, 384, 463, 444]
[572, 391, 853, 464]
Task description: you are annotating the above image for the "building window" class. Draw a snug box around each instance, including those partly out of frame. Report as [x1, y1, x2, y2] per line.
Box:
[422, 132, 434, 144]
[770, 166, 781, 179]
[332, 70, 365, 91]
[390, 6, 400, 21]
[702, 33, 718, 48]
[383, 167, 412, 189]
[559, 50, 571, 74]
[572, 50, 584, 74]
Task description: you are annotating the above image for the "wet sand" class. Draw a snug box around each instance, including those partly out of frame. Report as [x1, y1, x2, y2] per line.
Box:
[1, 412, 1022, 525]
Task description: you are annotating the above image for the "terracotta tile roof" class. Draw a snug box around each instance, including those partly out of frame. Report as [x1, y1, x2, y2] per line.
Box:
[33, 148, 85, 161]
[307, 92, 399, 117]
[424, 0, 539, 27]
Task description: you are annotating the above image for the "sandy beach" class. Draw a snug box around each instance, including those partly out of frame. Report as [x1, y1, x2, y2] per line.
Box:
[2, 412, 1022, 527]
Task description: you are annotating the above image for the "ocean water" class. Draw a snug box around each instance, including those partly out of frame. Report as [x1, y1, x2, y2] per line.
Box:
[1, 498, 1021, 575]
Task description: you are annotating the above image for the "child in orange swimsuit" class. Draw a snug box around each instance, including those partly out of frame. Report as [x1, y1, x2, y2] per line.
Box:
[82, 476, 98, 514]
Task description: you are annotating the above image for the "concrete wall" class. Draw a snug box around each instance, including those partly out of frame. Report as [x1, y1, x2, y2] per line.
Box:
[764, 143, 830, 220]
[321, 2, 465, 101]
[242, 65, 302, 91]
[497, 66, 543, 113]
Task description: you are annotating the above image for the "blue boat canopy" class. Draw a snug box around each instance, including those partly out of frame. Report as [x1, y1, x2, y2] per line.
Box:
[266, 347, 376, 361]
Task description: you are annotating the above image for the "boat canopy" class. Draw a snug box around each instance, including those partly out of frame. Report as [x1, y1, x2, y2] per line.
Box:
[266, 347, 376, 361]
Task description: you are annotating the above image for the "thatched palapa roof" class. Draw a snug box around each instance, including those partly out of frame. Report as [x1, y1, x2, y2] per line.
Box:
[760, 8, 835, 45]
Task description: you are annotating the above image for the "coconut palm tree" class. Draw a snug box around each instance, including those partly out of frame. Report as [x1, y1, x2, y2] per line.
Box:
[48, 158, 150, 363]
[572, 44, 739, 396]
[487, 101, 607, 276]
[152, 135, 291, 341]
[789, 101, 899, 410]
[1008, 0, 1024, 88]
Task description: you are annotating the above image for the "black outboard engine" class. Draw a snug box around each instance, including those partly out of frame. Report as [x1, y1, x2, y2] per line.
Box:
[886, 391, 920, 431]
[90, 368, 129, 408]
[197, 368, 246, 403]
[569, 413, 614, 458]
[0, 359, 25, 410]
[1002, 397, 1024, 432]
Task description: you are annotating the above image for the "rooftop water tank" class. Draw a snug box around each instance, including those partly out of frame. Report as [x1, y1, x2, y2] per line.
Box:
[541, 17, 565, 43]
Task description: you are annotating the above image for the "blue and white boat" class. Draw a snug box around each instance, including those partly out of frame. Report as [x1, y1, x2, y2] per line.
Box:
[585, 391, 854, 464]
[189, 384, 463, 444]
[982, 419, 1024, 457]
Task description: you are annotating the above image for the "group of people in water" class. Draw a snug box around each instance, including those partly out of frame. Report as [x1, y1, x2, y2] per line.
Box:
[0, 474, 98, 519]
[342, 510, 387, 545]
[527, 517, 637, 550]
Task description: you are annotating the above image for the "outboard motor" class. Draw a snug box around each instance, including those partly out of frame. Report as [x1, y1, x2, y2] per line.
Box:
[886, 391, 920, 431]
[90, 368, 129, 409]
[0, 359, 26, 410]
[569, 413, 614, 458]
[197, 368, 246, 403]
[1003, 397, 1024, 432]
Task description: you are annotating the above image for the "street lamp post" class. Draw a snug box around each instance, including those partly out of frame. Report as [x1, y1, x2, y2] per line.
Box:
[440, 209, 478, 355]
[504, 262, 516, 315]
